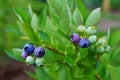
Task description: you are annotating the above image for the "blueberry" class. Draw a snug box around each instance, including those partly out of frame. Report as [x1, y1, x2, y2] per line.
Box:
[77, 25, 86, 32]
[79, 38, 90, 48]
[21, 51, 28, 59]
[34, 46, 45, 58]
[105, 46, 111, 53]
[35, 58, 45, 66]
[23, 43, 34, 54]
[88, 35, 97, 44]
[96, 46, 104, 53]
[25, 56, 35, 65]
[86, 26, 96, 35]
[70, 33, 80, 43]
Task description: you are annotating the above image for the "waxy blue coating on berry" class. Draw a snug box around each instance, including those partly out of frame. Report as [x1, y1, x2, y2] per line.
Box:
[70, 33, 80, 43]
[21, 51, 28, 59]
[34, 46, 45, 58]
[23, 43, 34, 54]
[79, 38, 90, 48]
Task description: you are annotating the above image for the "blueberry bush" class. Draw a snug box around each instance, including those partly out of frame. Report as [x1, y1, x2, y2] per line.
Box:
[6, 0, 120, 80]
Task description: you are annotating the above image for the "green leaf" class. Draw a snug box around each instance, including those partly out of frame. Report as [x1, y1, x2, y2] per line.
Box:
[74, 66, 84, 78]
[56, 29, 69, 40]
[44, 49, 55, 64]
[73, 8, 81, 26]
[25, 71, 36, 79]
[28, 4, 34, 17]
[59, 66, 73, 80]
[39, 8, 47, 27]
[100, 53, 110, 66]
[59, 4, 71, 34]
[5, 50, 24, 62]
[12, 48, 22, 59]
[107, 65, 120, 80]
[85, 8, 101, 27]
[22, 22, 39, 42]
[84, 69, 97, 77]
[31, 14, 39, 29]
[58, 66, 67, 80]
[75, 0, 88, 25]
[47, 0, 64, 16]
[64, 55, 75, 67]
[109, 30, 120, 46]
[66, 0, 74, 9]
[79, 48, 88, 59]
[14, 7, 31, 23]
[35, 67, 51, 80]
[49, 7, 59, 24]
[110, 47, 120, 61]
[38, 30, 51, 42]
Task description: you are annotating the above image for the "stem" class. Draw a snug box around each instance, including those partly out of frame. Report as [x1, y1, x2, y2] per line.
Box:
[95, 74, 102, 80]
[95, 55, 102, 80]
[74, 44, 78, 58]
[45, 46, 65, 56]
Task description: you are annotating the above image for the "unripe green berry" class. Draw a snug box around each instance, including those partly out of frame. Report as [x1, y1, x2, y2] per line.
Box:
[88, 35, 97, 43]
[77, 25, 86, 32]
[96, 46, 105, 53]
[97, 38, 107, 47]
[86, 26, 96, 35]
[25, 56, 35, 65]
[35, 58, 45, 66]
[105, 46, 111, 53]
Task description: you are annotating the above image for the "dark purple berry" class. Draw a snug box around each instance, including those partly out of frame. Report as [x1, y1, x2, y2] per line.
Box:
[34, 46, 45, 58]
[22, 51, 28, 59]
[70, 33, 80, 43]
[23, 43, 34, 54]
[79, 38, 90, 48]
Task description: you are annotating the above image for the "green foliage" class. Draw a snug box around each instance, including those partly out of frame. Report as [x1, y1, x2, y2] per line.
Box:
[85, 8, 101, 27]
[14, 7, 31, 23]
[108, 65, 120, 80]
[5, 49, 24, 62]
[75, 0, 88, 25]
[111, 0, 120, 9]
[5, 0, 120, 80]
[35, 67, 51, 80]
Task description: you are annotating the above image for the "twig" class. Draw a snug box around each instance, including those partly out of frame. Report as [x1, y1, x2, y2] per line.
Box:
[95, 74, 102, 80]
[94, 55, 102, 80]
[45, 46, 65, 56]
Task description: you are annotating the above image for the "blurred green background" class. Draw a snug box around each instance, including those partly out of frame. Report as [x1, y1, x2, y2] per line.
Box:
[0, 0, 120, 80]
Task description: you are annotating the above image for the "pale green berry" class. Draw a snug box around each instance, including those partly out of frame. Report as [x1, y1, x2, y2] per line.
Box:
[105, 46, 111, 53]
[97, 38, 107, 46]
[35, 58, 45, 66]
[86, 26, 96, 35]
[25, 56, 34, 65]
[77, 25, 86, 32]
[88, 35, 97, 43]
[96, 46, 105, 53]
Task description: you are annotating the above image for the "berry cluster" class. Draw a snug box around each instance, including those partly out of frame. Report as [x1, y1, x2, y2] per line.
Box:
[70, 25, 111, 53]
[21, 43, 45, 66]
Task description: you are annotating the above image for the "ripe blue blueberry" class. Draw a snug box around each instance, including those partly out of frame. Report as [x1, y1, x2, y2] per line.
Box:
[34, 46, 45, 58]
[70, 33, 80, 43]
[21, 51, 28, 59]
[23, 43, 34, 54]
[79, 38, 90, 48]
